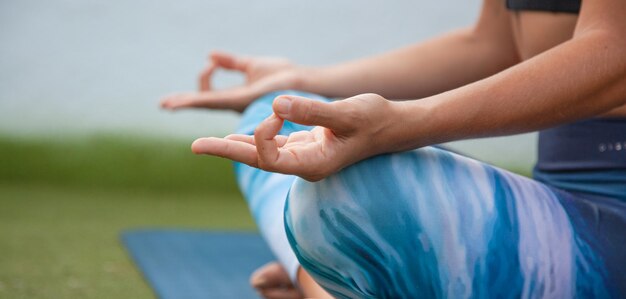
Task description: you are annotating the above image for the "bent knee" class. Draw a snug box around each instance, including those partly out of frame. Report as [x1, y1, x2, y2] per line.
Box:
[283, 152, 452, 297]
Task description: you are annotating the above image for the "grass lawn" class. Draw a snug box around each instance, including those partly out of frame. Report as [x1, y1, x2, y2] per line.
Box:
[0, 134, 256, 298]
[0, 133, 531, 298]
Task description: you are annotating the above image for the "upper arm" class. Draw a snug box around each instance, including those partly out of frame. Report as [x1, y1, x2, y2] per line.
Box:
[575, 0, 626, 87]
[469, 0, 521, 67]
[575, 0, 626, 39]
[574, 0, 626, 56]
[574, 0, 626, 115]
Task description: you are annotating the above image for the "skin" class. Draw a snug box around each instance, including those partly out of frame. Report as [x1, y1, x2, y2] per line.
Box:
[161, 0, 626, 297]
[249, 262, 303, 299]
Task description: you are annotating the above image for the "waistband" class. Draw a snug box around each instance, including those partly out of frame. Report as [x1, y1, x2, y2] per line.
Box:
[506, 0, 580, 14]
[536, 118, 626, 172]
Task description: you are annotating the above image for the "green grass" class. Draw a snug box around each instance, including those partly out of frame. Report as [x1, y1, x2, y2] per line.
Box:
[0, 134, 255, 298]
[0, 133, 239, 194]
[0, 133, 532, 298]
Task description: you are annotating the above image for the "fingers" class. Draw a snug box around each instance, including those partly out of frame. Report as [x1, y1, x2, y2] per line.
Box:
[254, 114, 283, 167]
[196, 50, 250, 92]
[210, 51, 250, 72]
[160, 87, 251, 111]
[191, 137, 258, 167]
[225, 134, 288, 147]
[160, 93, 216, 110]
[272, 95, 347, 131]
[198, 62, 216, 91]
[192, 133, 290, 169]
[225, 134, 255, 144]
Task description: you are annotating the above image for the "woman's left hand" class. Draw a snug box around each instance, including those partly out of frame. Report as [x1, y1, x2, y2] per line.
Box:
[191, 93, 398, 181]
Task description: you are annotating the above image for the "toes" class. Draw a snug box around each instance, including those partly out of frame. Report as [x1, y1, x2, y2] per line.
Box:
[250, 262, 293, 289]
[258, 288, 304, 299]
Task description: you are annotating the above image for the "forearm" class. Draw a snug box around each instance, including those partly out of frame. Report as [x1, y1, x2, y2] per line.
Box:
[298, 27, 518, 100]
[391, 29, 626, 151]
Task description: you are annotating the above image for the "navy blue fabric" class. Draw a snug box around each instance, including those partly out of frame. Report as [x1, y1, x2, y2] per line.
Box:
[506, 0, 581, 13]
[121, 230, 275, 299]
[534, 118, 626, 201]
[537, 118, 626, 171]
[551, 188, 626, 296]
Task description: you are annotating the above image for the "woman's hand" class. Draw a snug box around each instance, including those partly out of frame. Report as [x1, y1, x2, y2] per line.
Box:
[190, 93, 398, 181]
[160, 51, 304, 113]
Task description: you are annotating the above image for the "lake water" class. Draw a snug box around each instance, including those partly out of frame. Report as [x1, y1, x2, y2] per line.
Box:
[0, 0, 536, 170]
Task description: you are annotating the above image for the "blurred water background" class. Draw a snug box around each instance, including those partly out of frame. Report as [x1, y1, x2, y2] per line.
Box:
[0, 0, 536, 171]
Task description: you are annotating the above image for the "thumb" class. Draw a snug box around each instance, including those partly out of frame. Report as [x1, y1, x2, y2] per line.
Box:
[272, 95, 348, 130]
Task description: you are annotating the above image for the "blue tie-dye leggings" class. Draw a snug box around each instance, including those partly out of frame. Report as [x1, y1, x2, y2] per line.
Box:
[234, 91, 626, 298]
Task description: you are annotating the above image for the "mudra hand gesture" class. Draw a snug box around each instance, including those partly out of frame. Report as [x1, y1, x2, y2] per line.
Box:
[191, 93, 397, 181]
[161, 51, 302, 112]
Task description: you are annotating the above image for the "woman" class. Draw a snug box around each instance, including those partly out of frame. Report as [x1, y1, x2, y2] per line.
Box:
[162, 0, 626, 297]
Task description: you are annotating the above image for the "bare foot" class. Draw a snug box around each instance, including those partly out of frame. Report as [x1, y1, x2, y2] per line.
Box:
[250, 262, 304, 299]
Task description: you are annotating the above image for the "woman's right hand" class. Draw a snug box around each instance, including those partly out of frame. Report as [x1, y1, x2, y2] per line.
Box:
[191, 93, 399, 182]
[160, 51, 304, 113]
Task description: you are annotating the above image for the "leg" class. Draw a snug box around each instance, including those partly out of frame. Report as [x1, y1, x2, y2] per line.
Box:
[234, 90, 331, 295]
[284, 147, 623, 298]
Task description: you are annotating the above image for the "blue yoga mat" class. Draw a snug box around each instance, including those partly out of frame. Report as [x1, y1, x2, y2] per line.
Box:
[121, 229, 275, 299]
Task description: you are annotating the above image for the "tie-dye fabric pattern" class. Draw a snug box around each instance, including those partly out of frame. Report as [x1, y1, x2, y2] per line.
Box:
[234, 91, 626, 297]
[234, 91, 322, 281]
[285, 149, 624, 298]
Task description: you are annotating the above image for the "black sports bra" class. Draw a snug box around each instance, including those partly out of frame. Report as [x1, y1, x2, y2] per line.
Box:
[506, 0, 581, 13]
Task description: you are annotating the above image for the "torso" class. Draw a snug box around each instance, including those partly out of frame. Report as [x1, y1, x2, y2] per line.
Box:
[509, 11, 626, 117]
[509, 3, 626, 199]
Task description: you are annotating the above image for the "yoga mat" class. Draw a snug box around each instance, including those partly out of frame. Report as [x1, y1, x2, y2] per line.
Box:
[121, 229, 275, 299]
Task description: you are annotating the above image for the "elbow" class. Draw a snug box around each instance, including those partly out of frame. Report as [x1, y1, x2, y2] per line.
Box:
[574, 26, 626, 66]
[572, 24, 626, 78]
